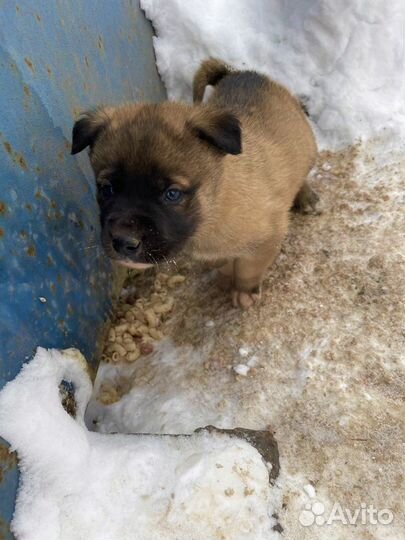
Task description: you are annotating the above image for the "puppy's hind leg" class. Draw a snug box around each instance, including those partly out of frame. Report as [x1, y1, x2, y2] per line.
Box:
[292, 181, 320, 214]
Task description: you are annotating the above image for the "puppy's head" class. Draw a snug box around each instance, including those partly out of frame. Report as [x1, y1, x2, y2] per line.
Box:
[71, 103, 241, 267]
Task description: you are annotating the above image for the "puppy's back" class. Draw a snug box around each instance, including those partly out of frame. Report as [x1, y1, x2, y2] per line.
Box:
[193, 59, 317, 220]
[193, 59, 314, 150]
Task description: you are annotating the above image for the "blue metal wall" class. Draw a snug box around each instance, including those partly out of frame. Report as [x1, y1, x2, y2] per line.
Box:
[0, 1, 165, 536]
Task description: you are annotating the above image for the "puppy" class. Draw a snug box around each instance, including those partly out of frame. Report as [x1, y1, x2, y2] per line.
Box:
[71, 58, 318, 308]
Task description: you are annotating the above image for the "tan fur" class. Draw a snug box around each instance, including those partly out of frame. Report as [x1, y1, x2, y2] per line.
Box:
[193, 58, 231, 103]
[189, 59, 318, 307]
[80, 59, 318, 309]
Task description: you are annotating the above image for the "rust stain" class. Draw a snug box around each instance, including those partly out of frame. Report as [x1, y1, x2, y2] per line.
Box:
[0, 228, 4, 238]
[50, 283, 56, 294]
[3, 141, 12, 155]
[0, 441, 18, 484]
[47, 208, 62, 220]
[46, 66, 52, 77]
[25, 202, 33, 211]
[26, 245, 36, 257]
[35, 13, 41, 22]
[97, 35, 104, 51]
[50, 200, 57, 208]
[24, 57, 34, 72]
[17, 154, 28, 170]
[3, 141, 28, 170]
[0, 202, 7, 215]
[23, 84, 30, 97]
[35, 189, 42, 199]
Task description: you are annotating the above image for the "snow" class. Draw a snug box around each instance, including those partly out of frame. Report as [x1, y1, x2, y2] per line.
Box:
[141, 0, 405, 148]
[0, 348, 280, 540]
[233, 364, 250, 376]
[238, 347, 250, 358]
[303, 484, 316, 499]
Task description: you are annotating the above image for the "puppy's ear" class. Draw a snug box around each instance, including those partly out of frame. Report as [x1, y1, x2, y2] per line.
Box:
[71, 107, 111, 155]
[187, 106, 242, 155]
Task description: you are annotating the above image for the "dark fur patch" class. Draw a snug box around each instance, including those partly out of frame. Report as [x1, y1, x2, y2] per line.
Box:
[98, 162, 200, 264]
[188, 109, 242, 155]
[71, 110, 107, 154]
[212, 71, 269, 110]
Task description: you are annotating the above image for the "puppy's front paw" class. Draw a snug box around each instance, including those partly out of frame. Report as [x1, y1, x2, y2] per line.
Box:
[231, 289, 261, 310]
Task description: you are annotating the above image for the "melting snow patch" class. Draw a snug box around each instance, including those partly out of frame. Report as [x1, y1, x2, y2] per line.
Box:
[238, 346, 250, 358]
[234, 364, 251, 376]
[0, 348, 280, 540]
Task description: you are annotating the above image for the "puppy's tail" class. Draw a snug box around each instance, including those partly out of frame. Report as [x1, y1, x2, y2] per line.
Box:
[193, 58, 232, 103]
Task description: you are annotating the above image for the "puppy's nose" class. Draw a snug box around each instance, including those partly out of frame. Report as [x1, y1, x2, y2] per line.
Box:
[112, 236, 141, 258]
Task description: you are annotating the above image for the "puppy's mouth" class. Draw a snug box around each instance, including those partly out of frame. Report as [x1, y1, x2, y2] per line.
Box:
[115, 260, 154, 270]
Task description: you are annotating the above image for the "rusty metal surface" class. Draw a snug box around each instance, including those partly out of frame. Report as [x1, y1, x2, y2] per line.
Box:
[0, 1, 165, 536]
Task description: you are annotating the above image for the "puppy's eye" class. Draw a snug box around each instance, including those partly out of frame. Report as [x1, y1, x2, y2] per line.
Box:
[100, 183, 114, 198]
[164, 187, 183, 204]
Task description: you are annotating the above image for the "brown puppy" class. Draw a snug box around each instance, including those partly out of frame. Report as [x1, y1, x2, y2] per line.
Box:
[71, 58, 318, 308]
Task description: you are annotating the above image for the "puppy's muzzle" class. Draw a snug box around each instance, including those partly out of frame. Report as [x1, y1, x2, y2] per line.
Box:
[111, 235, 141, 258]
